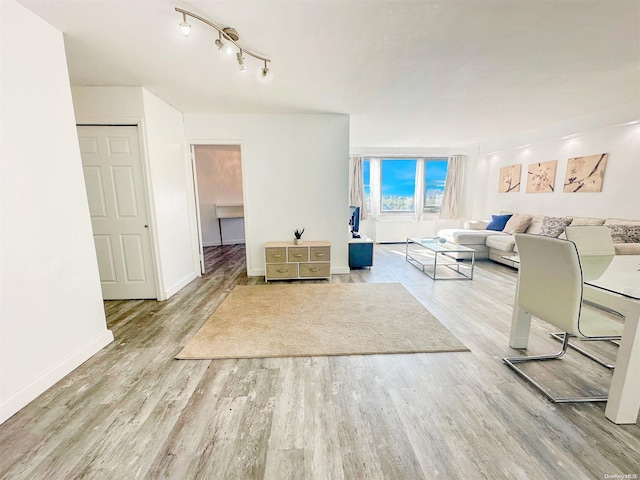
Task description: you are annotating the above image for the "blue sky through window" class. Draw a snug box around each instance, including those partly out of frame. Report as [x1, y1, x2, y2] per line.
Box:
[381, 159, 417, 197]
[426, 161, 448, 191]
[381, 159, 416, 211]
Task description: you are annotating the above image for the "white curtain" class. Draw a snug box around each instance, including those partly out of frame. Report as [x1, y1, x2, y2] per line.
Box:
[440, 155, 466, 219]
[369, 158, 381, 219]
[348, 156, 368, 220]
[414, 158, 425, 221]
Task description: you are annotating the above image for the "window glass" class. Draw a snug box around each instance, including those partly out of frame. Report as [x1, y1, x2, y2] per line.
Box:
[362, 159, 371, 212]
[424, 160, 448, 214]
[381, 159, 416, 212]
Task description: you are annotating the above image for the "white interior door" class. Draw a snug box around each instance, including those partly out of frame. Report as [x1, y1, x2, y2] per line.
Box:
[78, 125, 157, 299]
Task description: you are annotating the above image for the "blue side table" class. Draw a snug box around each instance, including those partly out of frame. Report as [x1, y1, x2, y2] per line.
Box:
[349, 235, 374, 269]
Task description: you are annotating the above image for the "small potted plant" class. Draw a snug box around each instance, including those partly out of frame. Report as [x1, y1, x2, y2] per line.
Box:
[294, 228, 305, 245]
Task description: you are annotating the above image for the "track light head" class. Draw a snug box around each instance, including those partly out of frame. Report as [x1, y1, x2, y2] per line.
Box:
[260, 60, 269, 78]
[180, 13, 191, 36]
[215, 32, 226, 52]
[237, 51, 247, 72]
[257, 61, 273, 84]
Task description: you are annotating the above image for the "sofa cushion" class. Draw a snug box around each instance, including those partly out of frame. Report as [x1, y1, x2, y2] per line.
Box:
[486, 234, 517, 252]
[540, 216, 572, 237]
[604, 218, 640, 226]
[464, 220, 490, 230]
[570, 217, 605, 226]
[438, 228, 508, 245]
[486, 214, 513, 231]
[606, 224, 640, 244]
[503, 213, 532, 234]
[524, 215, 544, 235]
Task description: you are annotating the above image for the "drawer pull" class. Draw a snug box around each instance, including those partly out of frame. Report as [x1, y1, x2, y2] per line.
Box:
[293, 254, 303, 258]
[310, 268, 319, 272]
[277, 268, 287, 273]
[315, 253, 325, 257]
[273, 254, 282, 258]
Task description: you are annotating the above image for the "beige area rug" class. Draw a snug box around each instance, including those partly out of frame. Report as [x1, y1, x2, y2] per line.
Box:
[176, 283, 469, 360]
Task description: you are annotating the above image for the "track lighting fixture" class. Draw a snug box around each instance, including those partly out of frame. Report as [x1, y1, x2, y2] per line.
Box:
[175, 7, 271, 80]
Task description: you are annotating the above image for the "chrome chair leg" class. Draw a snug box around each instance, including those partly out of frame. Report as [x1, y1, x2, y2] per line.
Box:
[548, 332, 616, 369]
[503, 333, 608, 403]
[547, 302, 623, 369]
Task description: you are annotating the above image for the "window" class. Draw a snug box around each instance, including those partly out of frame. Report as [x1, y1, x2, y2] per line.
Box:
[366, 157, 449, 215]
[362, 159, 371, 213]
[381, 159, 416, 212]
[424, 159, 448, 214]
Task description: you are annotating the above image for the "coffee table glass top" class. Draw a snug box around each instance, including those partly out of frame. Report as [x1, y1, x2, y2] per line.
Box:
[407, 237, 476, 253]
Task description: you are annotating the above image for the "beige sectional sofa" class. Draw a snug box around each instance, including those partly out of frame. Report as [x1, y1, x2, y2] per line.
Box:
[437, 214, 640, 268]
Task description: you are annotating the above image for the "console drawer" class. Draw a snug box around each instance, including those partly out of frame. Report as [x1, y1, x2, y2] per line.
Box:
[299, 262, 330, 278]
[265, 247, 286, 264]
[310, 246, 331, 262]
[288, 247, 309, 263]
[266, 263, 298, 279]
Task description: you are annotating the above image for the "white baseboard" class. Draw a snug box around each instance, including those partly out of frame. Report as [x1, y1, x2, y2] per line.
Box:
[331, 266, 351, 275]
[0, 329, 114, 425]
[164, 272, 198, 299]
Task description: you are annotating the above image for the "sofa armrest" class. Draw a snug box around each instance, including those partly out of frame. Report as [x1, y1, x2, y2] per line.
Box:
[464, 220, 490, 230]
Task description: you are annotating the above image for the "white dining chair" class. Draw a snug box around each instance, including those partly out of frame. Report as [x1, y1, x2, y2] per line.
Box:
[565, 225, 615, 256]
[503, 234, 624, 403]
[558, 225, 622, 368]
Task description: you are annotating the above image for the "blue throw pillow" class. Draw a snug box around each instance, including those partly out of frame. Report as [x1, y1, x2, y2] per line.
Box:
[486, 214, 513, 231]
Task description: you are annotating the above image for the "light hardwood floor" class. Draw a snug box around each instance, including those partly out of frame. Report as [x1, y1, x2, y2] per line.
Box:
[1, 244, 638, 479]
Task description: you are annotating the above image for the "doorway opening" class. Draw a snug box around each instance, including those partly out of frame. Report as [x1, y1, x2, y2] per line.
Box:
[192, 144, 245, 274]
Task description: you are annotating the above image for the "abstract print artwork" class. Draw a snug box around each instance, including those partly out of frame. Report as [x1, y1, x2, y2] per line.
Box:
[526, 160, 557, 193]
[563, 153, 608, 193]
[498, 164, 521, 193]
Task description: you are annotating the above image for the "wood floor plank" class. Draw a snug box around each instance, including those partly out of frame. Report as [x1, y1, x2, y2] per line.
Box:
[1, 243, 638, 480]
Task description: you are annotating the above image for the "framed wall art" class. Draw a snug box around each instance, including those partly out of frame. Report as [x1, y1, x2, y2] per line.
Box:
[526, 160, 557, 193]
[563, 153, 608, 192]
[498, 164, 521, 193]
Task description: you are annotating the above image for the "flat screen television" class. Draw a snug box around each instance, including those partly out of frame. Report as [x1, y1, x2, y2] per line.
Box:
[349, 206, 360, 237]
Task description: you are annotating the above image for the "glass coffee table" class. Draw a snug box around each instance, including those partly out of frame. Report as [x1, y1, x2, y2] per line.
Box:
[405, 237, 475, 280]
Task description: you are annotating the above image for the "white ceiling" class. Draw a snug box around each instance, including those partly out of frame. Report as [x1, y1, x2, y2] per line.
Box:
[17, 0, 640, 147]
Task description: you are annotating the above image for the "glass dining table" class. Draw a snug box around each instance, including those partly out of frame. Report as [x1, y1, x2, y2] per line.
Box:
[508, 254, 640, 424]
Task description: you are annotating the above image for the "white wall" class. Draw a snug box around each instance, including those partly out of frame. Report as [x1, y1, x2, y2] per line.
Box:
[0, 1, 113, 423]
[142, 89, 198, 297]
[70, 86, 144, 120]
[72, 86, 198, 299]
[194, 145, 245, 246]
[184, 114, 351, 276]
[475, 103, 640, 220]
